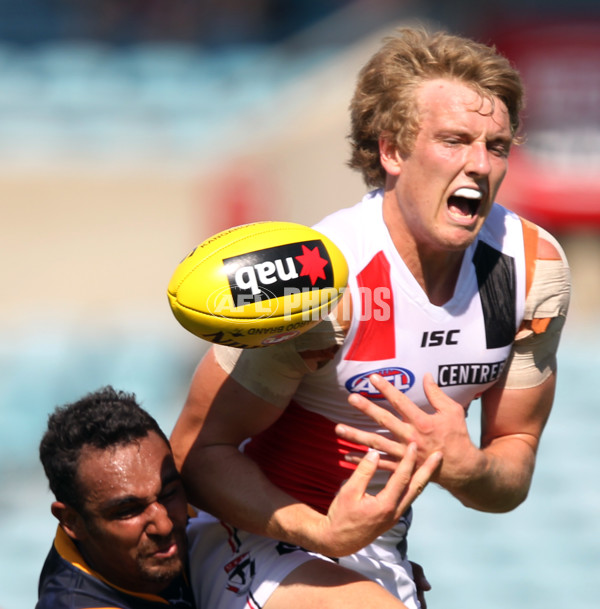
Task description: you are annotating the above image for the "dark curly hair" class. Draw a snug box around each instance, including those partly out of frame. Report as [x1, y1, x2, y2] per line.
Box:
[39, 386, 168, 512]
[348, 27, 525, 188]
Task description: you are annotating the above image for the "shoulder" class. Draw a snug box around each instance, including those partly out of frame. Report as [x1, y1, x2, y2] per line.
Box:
[37, 549, 120, 609]
[481, 205, 569, 278]
[516, 216, 570, 312]
[532, 223, 568, 263]
[314, 190, 386, 274]
[313, 190, 383, 243]
[38, 530, 191, 609]
[478, 203, 528, 252]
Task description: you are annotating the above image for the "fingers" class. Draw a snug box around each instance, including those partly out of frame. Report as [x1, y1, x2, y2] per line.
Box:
[423, 372, 466, 419]
[362, 373, 461, 420]
[410, 560, 431, 609]
[381, 442, 418, 500]
[378, 444, 442, 518]
[341, 448, 380, 498]
[369, 374, 431, 420]
[336, 423, 407, 459]
[422, 372, 452, 407]
[341, 449, 398, 471]
[410, 561, 431, 592]
[347, 390, 404, 426]
[347, 390, 413, 438]
[394, 449, 441, 514]
[343, 443, 442, 519]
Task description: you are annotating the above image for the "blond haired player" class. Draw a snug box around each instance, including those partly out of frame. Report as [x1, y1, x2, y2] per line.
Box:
[171, 28, 570, 609]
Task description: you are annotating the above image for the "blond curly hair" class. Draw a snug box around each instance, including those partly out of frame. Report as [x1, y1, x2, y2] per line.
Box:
[348, 27, 525, 188]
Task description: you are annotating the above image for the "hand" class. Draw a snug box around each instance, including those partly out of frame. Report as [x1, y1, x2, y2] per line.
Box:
[336, 373, 478, 489]
[318, 442, 442, 557]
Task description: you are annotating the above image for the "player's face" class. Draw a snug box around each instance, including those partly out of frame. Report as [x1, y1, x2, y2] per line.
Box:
[384, 78, 513, 253]
[74, 432, 188, 594]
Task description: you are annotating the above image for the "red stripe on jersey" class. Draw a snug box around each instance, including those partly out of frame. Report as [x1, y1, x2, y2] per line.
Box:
[244, 401, 367, 514]
[344, 250, 396, 361]
[220, 520, 241, 553]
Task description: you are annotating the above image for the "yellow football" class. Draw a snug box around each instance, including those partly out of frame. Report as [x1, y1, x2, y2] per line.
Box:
[167, 221, 348, 348]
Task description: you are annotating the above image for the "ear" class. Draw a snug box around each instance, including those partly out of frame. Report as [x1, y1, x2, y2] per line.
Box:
[379, 136, 403, 177]
[51, 501, 87, 542]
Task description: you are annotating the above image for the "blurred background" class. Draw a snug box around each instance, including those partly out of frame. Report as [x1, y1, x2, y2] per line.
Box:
[1, 1, 599, 608]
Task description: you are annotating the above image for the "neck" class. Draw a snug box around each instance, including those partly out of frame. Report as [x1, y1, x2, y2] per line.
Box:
[382, 193, 464, 306]
[416, 249, 464, 305]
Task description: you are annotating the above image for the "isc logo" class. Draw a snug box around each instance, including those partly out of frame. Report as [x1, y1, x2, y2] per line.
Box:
[345, 367, 415, 398]
[224, 240, 334, 307]
[420, 329, 460, 347]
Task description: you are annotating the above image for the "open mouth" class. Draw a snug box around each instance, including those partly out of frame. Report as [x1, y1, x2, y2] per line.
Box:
[447, 187, 482, 220]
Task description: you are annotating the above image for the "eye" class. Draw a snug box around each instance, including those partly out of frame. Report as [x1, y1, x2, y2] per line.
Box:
[112, 503, 145, 520]
[443, 136, 463, 146]
[159, 479, 185, 504]
[488, 141, 511, 157]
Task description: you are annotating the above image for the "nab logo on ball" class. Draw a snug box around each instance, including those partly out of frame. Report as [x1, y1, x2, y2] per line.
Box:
[167, 221, 348, 348]
[225, 240, 333, 308]
[346, 367, 415, 398]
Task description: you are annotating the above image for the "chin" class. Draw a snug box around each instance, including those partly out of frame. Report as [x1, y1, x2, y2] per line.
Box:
[448, 220, 483, 246]
[437, 231, 477, 253]
[140, 556, 185, 585]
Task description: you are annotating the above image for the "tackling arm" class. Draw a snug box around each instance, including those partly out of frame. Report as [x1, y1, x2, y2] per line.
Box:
[170, 345, 441, 557]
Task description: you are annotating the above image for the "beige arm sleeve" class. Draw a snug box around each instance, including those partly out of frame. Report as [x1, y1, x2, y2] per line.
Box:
[503, 249, 571, 390]
[213, 316, 345, 407]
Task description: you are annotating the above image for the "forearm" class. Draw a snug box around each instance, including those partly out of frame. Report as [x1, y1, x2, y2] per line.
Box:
[180, 440, 440, 558]
[439, 435, 537, 512]
[180, 443, 335, 553]
[171, 347, 438, 558]
[446, 374, 556, 512]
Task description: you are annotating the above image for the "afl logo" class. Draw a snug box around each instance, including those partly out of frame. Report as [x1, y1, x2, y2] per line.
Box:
[345, 367, 415, 398]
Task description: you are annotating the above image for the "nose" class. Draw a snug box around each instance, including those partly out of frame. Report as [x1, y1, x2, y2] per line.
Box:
[465, 142, 491, 176]
[145, 501, 174, 537]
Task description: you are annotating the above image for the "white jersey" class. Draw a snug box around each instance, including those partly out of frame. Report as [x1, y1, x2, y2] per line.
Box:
[301, 189, 526, 418]
[203, 189, 567, 609]
[244, 189, 531, 511]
